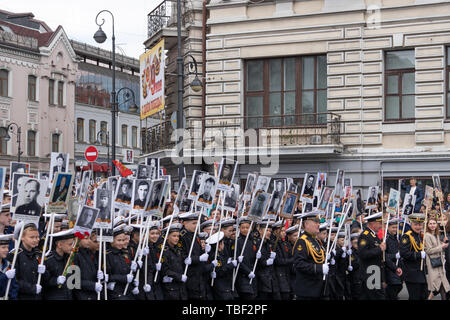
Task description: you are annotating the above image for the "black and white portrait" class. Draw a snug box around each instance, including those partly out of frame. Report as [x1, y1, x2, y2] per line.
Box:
[160, 175, 171, 205]
[273, 179, 286, 196]
[9, 162, 30, 189]
[11, 173, 33, 208]
[49, 152, 69, 181]
[145, 157, 160, 179]
[248, 191, 270, 221]
[353, 189, 364, 216]
[288, 183, 298, 193]
[197, 175, 217, 208]
[94, 188, 113, 228]
[137, 164, 152, 179]
[14, 178, 48, 223]
[254, 175, 270, 194]
[114, 178, 133, 210]
[366, 186, 379, 209]
[244, 173, 256, 196]
[217, 159, 238, 191]
[174, 178, 188, 213]
[38, 171, 50, 181]
[189, 170, 207, 200]
[268, 188, 283, 214]
[402, 193, 415, 216]
[108, 176, 119, 196]
[74, 205, 99, 234]
[78, 171, 91, 198]
[315, 172, 327, 196]
[280, 191, 299, 219]
[132, 179, 150, 210]
[343, 178, 352, 200]
[147, 179, 165, 212]
[301, 173, 316, 202]
[68, 198, 79, 225]
[432, 174, 442, 192]
[223, 184, 239, 212]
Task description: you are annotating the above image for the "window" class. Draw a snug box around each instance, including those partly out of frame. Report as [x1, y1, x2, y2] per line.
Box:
[27, 130, 36, 156]
[49, 79, 55, 105]
[0, 127, 7, 154]
[122, 125, 128, 147]
[89, 120, 96, 144]
[52, 133, 60, 152]
[385, 50, 415, 121]
[77, 118, 84, 142]
[0, 69, 8, 97]
[132, 126, 138, 148]
[100, 121, 108, 144]
[57, 81, 64, 106]
[245, 55, 327, 128]
[28, 75, 37, 101]
[447, 47, 450, 118]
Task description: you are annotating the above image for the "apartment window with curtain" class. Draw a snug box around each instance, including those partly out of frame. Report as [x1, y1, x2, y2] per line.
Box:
[49, 79, 55, 105]
[0, 128, 7, 154]
[245, 55, 327, 129]
[89, 120, 96, 144]
[57, 81, 64, 106]
[0, 69, 8, 97]
[52, 133, 60, 152]
[27, 130, 36, 156]
[122, 125, 128, 147]
[77, 118, 84, 142]
[100, 121, 108, 144]
[385, 50, 415, 121]
[28, 75, 37, 101]
[132, 126, 137, 148]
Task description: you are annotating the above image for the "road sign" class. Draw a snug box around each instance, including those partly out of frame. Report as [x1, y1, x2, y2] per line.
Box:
[84, 146, 98, 162]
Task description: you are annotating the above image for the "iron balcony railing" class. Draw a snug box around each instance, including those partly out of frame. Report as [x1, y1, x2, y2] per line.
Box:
[147, 0, 175, 39]
[142, 112, 342, 155]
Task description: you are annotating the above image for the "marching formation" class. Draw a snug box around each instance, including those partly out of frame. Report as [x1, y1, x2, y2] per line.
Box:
[1, 155, 450, 301]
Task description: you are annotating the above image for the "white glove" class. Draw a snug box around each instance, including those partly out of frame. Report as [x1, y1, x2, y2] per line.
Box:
[256, 251, 262, 259]
[37, 264, 46, 274]
[326, 253, 331, 260]
[266, 258, 274, 266]
[131, 261, 138, 272]
[248, 271, 255, 279]
[136, 249, 142, 257]
[104, 274, 109, 283]
[5, 269, 15, 279]
[184, 257, 192, 265]
[134, 279, 139, 287]
[332, 249, 336, 256]
[347, 248, 353, 255]
[341, 252, 347, 258]
[143, 247, 149, 256]
[162, 276, 173, 283]
[342, 247, 347, 253]
[199, 253, 209, 262]
[97, 270, 104, 281]
[238, 256, 244, 263]
[211, 271, 216, 279]
[395, 252, 401, 260]
[232, 259, 237, 267]
[331, 258, 335, 265]
[270, 252, 276, 259]
[132, 287, 139, 295]
[205, 243, 211, 253]
[36, 284, 42, 294]
[143, 284, 151, 292]
[156, 262, 162, 271]
[322, 263, 329, 275]
[95, 282, 103, 293]
[181, 274, 187, 282]
[57, 276, 66, 285]
[107, 282, 116, 290]
[348, 265, 353, 272]
[126, 274, 133, 283]
[211, 259, 218, 267]
[227, 257, 232, 264]
[421, 251, 426, 259]
[137, 260, 143, 269]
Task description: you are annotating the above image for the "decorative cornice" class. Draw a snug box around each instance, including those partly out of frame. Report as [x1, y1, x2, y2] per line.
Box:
[39, 27, 78, 63]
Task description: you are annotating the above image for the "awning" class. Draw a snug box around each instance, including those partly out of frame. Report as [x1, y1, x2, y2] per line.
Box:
[80, 162, 111, 172]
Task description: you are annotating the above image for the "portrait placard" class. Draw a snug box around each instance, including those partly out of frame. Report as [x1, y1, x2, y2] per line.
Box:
[189, 170, 207, 200]
[217, 158, 238, 192]
[9, 162, 30, 189]
[386, 188, 400, 215]
[13, 178, 48, 223]
[280, 191, 299, 219]
[402, 193, 416, 216]
[94, 187, 113, 229]
[243, 173, 257, 201]
[74, 205, 99, 235]
[146, 179, 166, 214]
[222, 184, 239, 212]
[300, 173, 317, 203]
[196, 174, 218, 209]
[113, 177, 134, 210]
[366, 186, 379, 210]
[248, 190, 271, 222]
[48, 172, 74, 213]
[49, 152, 69, 181]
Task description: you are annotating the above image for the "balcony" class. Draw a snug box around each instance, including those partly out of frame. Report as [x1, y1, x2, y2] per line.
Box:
[142, 112, 343, 157]
[145, 0, 188, 50]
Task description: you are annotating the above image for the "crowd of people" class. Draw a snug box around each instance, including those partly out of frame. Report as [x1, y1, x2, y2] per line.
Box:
[1, 170, 450, 301]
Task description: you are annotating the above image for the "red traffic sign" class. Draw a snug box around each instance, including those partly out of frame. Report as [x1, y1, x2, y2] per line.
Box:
[84, 146, 98, 162]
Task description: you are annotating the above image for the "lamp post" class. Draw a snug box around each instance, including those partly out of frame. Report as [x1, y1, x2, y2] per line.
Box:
[96, 130, 110, 177]
[0, 123, 22, 162]
[94, 10, 116, 176]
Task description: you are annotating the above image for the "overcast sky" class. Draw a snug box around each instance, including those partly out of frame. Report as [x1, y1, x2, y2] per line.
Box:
[2, 0, 161, 59]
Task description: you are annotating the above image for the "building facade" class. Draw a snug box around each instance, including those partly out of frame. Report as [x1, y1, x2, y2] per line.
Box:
[0, 10, 77, 176]
[145, 0, 450, 196]
[72, 40, 145, 177]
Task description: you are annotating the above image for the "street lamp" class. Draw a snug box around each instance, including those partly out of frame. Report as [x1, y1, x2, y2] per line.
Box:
[0, 123, 22, 162]
[96, 130, 110, 177]
[94, 9, 116, 175]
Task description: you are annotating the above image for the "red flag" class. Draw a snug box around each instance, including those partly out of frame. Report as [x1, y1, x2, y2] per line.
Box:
[112, 160, 133, 177]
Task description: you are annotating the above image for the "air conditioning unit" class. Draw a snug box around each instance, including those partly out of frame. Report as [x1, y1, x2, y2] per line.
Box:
[309, 135, 322, 145]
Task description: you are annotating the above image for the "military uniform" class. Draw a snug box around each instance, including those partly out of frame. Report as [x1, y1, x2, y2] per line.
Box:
[346, 233, 362, 300]
[385, 227, 404, 300]
[357, 213, 386, 300]
[274, 237, 294, 300]
[42, 250, 72, 300]
[106, 247, 134, 300]
[400, 217, 427, 300]
[0, 234, 18, 299]
[160, 245, 188, 300]
[235, 230, 259, 300]
[255, 227, 279, 300]
[73, 247, 99, 300]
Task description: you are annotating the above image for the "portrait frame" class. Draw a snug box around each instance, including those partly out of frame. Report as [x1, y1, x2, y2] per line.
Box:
[248, 190, 271, 222]
[217, 158, 238, 192]
[49, 152, 69, 181]
[196, 174, 218, 209]
[74, 205, 100, 235]
[13, 177, 48, 223]
[280, 191, 299, 219]
[300, 173, 317, 203]
[48, 172, 74, 213]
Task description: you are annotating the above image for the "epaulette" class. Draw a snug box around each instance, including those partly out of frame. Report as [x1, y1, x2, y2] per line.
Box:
[106, 249, 112, 255]
[176, 241, 183, 248]
[180, 229, 186, 237]
[363, 230, 369, 235]
[300, 234, 308, 241]
[405, 230, 412, 236]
